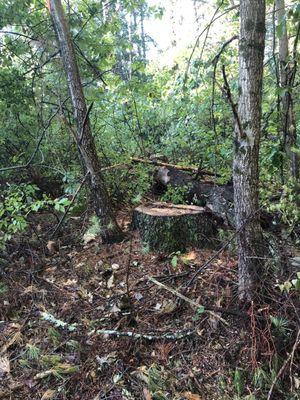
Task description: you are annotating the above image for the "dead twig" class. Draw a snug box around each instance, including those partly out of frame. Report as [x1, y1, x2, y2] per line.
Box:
[51, 170, 90, 238]
[221, 64, 245, 139]
[267, 328, 300, 400]
[148, 276, 228, 325]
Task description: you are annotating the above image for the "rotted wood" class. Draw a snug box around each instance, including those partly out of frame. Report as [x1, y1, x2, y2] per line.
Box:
[132, 202, 218, 253]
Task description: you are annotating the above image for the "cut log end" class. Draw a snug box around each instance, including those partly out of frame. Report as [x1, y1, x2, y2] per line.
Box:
[133, 202, 218, 253]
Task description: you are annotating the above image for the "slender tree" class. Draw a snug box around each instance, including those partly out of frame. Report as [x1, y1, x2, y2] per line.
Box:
[233, 0, 266, 300]
[275, 0, 299, 180]
[47, 0, 123, 243]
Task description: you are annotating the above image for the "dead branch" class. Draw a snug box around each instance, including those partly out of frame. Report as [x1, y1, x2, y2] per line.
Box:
[0, 109, 59, 173]
[267, 328, 300, 400]
[130, 157, 220, 177]
[148, 276, 228, 325]
[92, 329, 195, 341]
[221, 65, 245, 139]
[51, 170, 90, 238]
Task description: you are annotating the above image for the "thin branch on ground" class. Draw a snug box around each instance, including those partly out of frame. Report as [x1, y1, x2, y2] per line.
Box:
[92, 329, 195, 341]
[148, 276, 229, 325]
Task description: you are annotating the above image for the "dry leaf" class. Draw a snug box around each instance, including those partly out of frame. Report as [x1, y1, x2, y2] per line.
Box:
[47, 241, 58, 254]
[0, 356, 10, 376]
[183, 392, 201, 400]
[83, 233, 96, 245]
[1, 331, 21, 354]
[41, 389, 56, 400]
[181, 251, 197, 264]
[107, 274, 115, 289]
[143, 387, 152, 400]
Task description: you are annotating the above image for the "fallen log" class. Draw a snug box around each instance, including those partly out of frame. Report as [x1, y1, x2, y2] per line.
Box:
[154, 166, 235, 226]
[132, 202, 218, 253]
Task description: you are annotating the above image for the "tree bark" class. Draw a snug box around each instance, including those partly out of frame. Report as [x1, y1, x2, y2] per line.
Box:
[133, 203, 217, 253]
[233, 0, 266, 300]
[47, 0, 123, 243]
[275, 0, 299, 180]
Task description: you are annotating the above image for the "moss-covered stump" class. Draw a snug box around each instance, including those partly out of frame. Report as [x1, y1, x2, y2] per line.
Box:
[133, 202, 217, 253]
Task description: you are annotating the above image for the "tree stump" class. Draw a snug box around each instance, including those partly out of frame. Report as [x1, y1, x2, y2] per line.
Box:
[133, 202, 217, 253]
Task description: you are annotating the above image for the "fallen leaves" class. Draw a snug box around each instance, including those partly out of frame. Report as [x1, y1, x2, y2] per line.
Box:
[0, 355, 10, 377]
[183, 392, 202, 400]
[41, 389, 56, 400]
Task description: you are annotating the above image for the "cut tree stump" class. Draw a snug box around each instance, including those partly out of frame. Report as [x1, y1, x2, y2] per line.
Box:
[133, 202, 218, 253]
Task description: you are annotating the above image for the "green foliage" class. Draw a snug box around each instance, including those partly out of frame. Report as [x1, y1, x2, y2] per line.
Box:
[0, 183, 71, 248]
[161, 185, 190, 204]
[0, 282, 8, 297]
[266, 181, 300, 239]
[233, 368, 245, 397]
[0, 183, 43, 246]
[276, 272, 300, 293]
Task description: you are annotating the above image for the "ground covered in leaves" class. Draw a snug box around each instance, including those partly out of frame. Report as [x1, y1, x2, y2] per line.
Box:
[0, 211, 299, 400]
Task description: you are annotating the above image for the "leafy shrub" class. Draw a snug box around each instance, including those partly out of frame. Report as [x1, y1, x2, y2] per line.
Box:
[0, 183, 71, 249]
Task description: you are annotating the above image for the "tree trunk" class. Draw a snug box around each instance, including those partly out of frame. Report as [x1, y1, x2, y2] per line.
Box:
[233, 0, 266, 300]
[140, 3, 147, 60]
[275, 0, 299, 180]
[47, 0, 123, 243]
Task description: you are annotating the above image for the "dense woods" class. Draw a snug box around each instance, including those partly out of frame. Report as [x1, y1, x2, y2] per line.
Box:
[0, 0, 299, 399]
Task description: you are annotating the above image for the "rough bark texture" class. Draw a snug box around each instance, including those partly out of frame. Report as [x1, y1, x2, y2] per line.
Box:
[233, 0, 266, 300]
[48, 0, 123, 243]
[133, 203, 217, 253]
[276, 0, 299, 180]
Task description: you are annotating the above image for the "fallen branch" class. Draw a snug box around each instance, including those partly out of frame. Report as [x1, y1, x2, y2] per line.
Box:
[148, 276, 228, 325]
[39, 310, 194, 340]
[267, 328, 300, 400]
[130, 157, 220, 177]
[92, 329, 195, 341]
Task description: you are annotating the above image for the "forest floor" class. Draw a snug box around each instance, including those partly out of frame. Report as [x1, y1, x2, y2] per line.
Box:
[0, 209, 299, 400]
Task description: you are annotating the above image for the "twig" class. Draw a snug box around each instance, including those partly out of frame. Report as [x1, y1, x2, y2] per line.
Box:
[0, 109, 59, 173]
[221, 65, 245, 139]
[183, 4, 239, 85]
[51, 170, 90, 238]
[148, 276, 228, 325]
[79, 101, 94, 145]
[267, 328, 300, 400]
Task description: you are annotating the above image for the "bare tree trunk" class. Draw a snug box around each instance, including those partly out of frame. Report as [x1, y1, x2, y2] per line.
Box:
[276, 0, 299, 180]
[47, 0, 123, 243]
[140, 3, 147, 60]
[233, 0, 266, 300]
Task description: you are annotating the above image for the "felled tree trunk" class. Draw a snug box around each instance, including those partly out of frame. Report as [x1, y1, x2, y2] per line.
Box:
[133, 203, 218, 253]
[154, 166, 234, 226]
